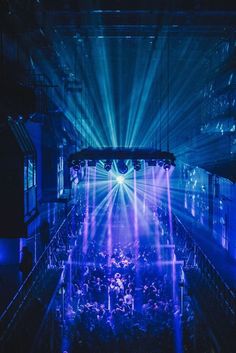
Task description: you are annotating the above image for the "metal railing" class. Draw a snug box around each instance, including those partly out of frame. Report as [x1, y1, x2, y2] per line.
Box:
[0, 204, 76, 346]
[174, 214, 236, 323]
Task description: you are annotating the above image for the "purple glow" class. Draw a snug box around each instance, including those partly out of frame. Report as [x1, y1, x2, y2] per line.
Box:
[83, 168, 90, 254]
[166, 170, 183, 353]
[142, 161, 146, 214]
[91, 167, 96, 239]
[68, 251, 72, 301]
[57, 162, 192, 353]
[152, 167, 161, 262]
[133, 170, 139, 263]
[107, 173, 112, 267]
[166, 170, 173, 244]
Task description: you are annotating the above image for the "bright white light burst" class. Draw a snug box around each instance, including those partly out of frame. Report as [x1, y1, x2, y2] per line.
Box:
[116, 175, 125, 184]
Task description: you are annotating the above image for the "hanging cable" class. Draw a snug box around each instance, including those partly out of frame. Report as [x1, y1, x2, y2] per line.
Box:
[0, 31, 4, 82]
[74, 44, 77, 153]
[159, 37, 163, 151]
[167, 25, 170, 152]
[155, 68, 158, 150]
[80, 43, 82, 148]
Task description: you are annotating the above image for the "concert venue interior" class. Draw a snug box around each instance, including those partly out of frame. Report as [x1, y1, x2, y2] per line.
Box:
[1, 1, 236, 353]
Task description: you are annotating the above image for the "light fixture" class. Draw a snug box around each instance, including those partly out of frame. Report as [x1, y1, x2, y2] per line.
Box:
[163, 160, 171, 170]
[88, 160, 97, 167]
[133, 160, 141, 171]
[104, 160, 112, 172]
[73, 165, 80, 171]
[71, 160, 80, 171]
[116, 175, 125, 184]
[147, 160, 157, 166]
[69, 148, 176, 171]
[117, 160, 128, 174]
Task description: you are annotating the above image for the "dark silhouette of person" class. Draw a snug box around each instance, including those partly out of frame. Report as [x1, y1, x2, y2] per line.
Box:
[19, 246, 33, 281]
[40, 220, 50, 249]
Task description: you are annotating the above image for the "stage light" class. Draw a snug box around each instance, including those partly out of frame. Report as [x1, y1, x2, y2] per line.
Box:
[88, 160, 97, 167]
[133, 160, 141, 171]
[117, 160, 128, 174]
[71, 159, 80, 171]
[104, 160, 112, 172]
[80, 160, 86, 167]
[73, 165, 80, 171]
[147, 160, 157, 166]
[116, 175, 125, 184]
[163, 160, 171, 170]
[69, 148, 176, 171]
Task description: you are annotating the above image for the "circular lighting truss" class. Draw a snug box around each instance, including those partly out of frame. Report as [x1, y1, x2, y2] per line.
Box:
[117, 160, 128, 174]
[69, 148, 176, 173]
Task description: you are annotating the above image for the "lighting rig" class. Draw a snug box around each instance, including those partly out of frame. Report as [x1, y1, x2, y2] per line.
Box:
[69, 148, 176, 174]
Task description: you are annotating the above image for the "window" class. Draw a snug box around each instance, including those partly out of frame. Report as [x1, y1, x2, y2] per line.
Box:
[57, 146, 64, 198]
[24, 155, 37, 220]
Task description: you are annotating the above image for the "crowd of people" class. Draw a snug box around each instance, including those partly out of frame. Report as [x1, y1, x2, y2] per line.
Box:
[52, 207, 201, 353]
[22, 201, 215, 353]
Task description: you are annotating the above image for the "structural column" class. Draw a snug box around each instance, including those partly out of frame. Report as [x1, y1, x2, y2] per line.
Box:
[228, 184, 236, 260]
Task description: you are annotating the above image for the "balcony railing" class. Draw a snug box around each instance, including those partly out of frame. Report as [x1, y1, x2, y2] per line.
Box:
[174, 214, 236, 324]
[0, 204, 76, 351]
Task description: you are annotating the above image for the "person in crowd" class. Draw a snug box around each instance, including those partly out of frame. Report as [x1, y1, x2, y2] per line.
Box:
[19, 246, 33, 281]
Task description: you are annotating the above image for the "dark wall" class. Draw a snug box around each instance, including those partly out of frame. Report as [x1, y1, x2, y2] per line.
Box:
[0, 126, 26, 237]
